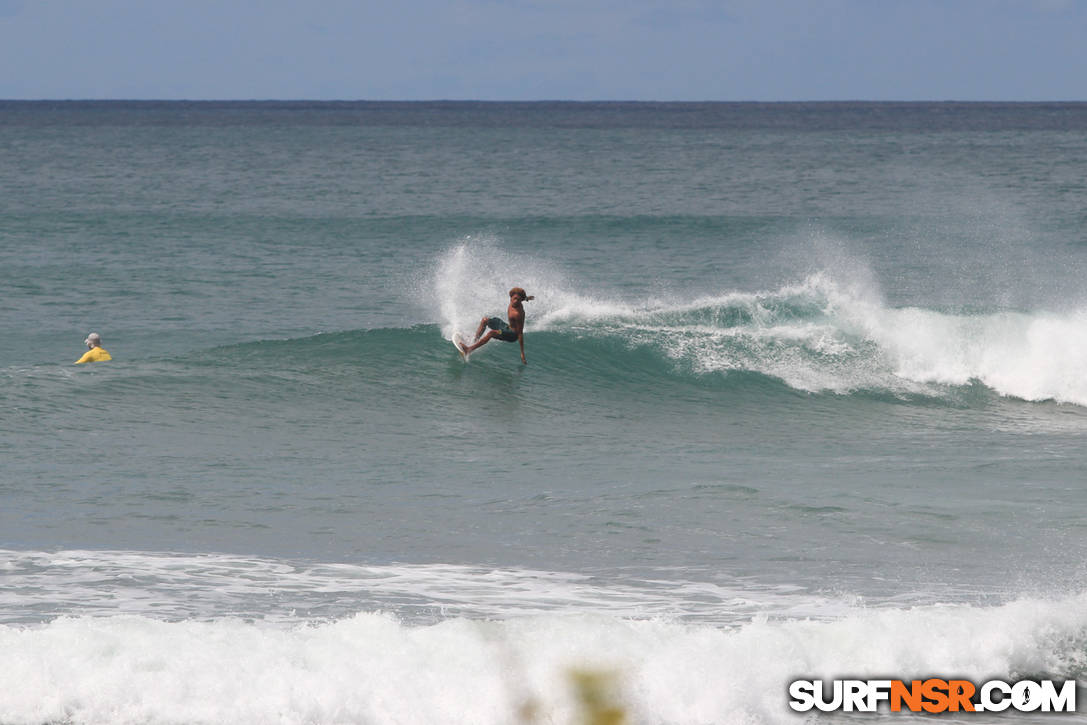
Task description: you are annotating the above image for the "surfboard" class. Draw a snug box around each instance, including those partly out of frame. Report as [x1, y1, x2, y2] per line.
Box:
[452, 332, 470, 361]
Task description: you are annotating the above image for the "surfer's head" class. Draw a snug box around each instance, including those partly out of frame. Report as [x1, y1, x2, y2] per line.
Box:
[84, 332, 102, 348]
[509, 287, 533, 302]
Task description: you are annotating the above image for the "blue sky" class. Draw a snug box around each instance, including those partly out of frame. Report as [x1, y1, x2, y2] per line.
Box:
[1, 0, 1085, 100]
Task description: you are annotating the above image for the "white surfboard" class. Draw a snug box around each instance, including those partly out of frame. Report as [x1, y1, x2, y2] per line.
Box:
[452, 332, 470, 361]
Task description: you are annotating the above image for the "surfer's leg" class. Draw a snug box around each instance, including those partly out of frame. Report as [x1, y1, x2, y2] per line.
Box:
[465, 330, 500, 353]
[473, 316, 489, 342]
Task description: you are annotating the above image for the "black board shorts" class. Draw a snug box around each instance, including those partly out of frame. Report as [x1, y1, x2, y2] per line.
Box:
[486, 317, 519, 342]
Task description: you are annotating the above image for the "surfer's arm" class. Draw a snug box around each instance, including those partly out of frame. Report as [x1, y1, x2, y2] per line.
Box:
[74, 350, 93, 364]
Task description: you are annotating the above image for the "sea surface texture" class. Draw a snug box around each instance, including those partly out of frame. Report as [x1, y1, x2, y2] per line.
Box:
[1, 101, 1086, 723]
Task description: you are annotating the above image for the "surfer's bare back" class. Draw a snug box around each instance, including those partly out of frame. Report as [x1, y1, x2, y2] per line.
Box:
[459, 287, 534, 364]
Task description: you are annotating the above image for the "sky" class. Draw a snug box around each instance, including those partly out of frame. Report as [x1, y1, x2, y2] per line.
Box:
[1, 0, 1085, 101]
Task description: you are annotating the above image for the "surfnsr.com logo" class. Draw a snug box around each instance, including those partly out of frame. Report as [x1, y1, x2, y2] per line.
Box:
[788, 678, 1078, 714]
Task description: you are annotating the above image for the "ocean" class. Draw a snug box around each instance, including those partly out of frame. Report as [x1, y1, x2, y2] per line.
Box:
[1, 101, 1086, 723]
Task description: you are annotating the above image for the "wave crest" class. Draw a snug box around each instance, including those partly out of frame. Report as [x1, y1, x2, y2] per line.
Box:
[522, 273, 1087, 406]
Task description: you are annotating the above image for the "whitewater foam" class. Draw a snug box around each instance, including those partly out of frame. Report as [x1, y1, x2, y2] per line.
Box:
[868, 307, 1087, 405]
[0, 550, 847, 627]
[1, 592, 1084, 724]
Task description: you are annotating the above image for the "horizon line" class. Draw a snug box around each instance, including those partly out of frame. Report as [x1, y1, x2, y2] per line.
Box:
[3, 98, 1087, 105]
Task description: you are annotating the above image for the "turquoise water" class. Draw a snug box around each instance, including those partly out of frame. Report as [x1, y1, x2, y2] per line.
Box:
[1, 102, 1086, 723]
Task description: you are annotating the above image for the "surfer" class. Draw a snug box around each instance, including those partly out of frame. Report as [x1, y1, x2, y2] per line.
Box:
[75, 332, 112, 364]
[460, 287, 534, 364]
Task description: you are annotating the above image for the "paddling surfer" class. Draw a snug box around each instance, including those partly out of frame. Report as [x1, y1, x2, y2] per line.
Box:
[74, 332, 112, 364]
[459, 287, 534, 364]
